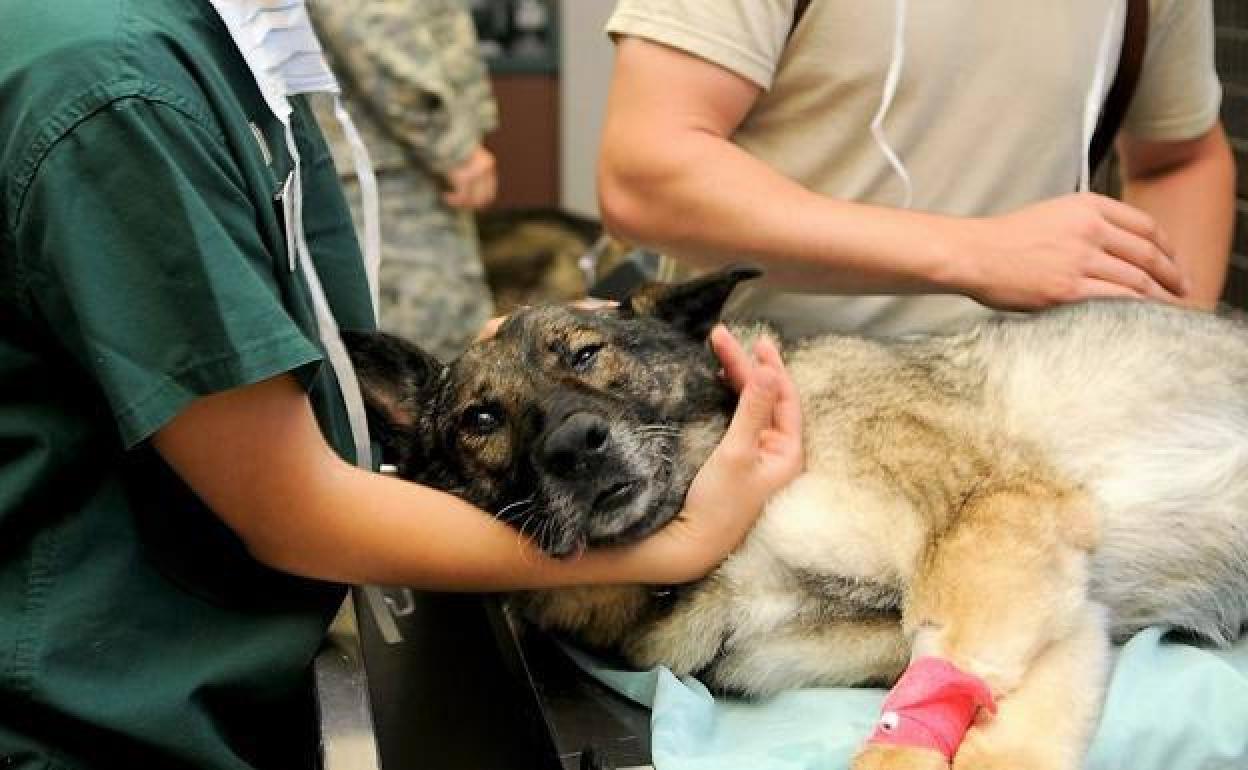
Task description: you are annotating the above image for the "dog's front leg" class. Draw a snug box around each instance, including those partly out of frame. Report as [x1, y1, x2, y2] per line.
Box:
[952, 601, 1109, 770]
[851, 480, 1105, 770]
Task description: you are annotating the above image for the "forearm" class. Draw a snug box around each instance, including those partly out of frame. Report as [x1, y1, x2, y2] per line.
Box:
[156, 376, 653, 590]
[600, 125, 963, 295]
[1120, 124, 1236, 309]
[600, 35, 1188, 312]
[156, 333, 800, 593]
[255, 459, 661, 590]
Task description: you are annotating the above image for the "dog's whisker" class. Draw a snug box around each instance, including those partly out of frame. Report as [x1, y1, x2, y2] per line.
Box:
[500, 508, 533, 526]
[496, 495, 536, 522]
[516, 511, 542, 545]
[499, 507, 532, 525]
[538, 517, 562, 555]
[540, 520, 557, 553]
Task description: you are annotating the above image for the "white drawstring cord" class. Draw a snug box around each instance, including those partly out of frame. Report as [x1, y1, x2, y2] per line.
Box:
[870, 0, 913, 209]
[332, 98, 382, 316]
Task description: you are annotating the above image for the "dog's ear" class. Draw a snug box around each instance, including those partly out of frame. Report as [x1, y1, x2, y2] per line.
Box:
[341, 329, 445, 458]
[621, 264, 762, 339]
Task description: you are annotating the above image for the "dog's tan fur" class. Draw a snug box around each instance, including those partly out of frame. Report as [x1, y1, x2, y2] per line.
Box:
[347, 271, 1248, 770]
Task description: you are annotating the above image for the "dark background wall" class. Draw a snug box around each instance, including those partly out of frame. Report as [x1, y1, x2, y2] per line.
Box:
[1215, 0, 1247, 309]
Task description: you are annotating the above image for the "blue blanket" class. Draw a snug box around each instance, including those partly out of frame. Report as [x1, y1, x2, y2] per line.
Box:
[567, 627, 1248, 769]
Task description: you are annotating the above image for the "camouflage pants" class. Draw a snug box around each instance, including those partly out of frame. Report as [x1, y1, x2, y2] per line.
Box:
[341, 171, 495, 362]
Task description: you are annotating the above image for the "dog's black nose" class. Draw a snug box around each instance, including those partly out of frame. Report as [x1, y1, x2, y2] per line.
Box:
[540, 412, 610, 478]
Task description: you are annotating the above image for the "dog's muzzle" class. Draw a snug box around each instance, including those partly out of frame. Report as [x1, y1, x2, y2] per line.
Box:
[534, 409, 652, 552]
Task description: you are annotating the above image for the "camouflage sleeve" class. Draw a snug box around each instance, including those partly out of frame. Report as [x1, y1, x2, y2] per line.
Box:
[311, 0, 498, 173]
[445, 7, 499, 138]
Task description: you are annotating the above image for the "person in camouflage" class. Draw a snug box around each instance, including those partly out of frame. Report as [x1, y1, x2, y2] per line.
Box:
[310, 0, 498, 361]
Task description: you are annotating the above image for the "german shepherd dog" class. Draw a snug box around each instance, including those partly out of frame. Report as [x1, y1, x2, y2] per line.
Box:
[345, 268, 1248, 770]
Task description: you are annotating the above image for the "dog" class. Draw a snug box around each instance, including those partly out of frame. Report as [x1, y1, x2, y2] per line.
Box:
[345, 267, 1248, 770]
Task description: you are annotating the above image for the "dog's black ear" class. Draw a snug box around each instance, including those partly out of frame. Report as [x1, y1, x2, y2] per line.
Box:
[621, 264, 762, 339]
[341, 329, 445, 457]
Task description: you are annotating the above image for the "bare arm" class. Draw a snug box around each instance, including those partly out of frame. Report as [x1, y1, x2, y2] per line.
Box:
[1117, 122, 1236, 309]
[151, 329, 801, 591]
[599, 37, 1188, 310]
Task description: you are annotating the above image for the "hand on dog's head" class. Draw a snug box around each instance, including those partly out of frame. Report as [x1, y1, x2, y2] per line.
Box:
[343, 265, 761, 555]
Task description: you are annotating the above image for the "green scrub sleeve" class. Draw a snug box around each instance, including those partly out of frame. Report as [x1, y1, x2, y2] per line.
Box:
[13, 95, 324, 448]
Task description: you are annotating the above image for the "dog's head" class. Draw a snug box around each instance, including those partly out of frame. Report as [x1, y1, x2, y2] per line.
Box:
[345, 266, 761, 557]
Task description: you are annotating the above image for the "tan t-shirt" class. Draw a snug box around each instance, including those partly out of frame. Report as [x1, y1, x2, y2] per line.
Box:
[607, 0, 1222, 337]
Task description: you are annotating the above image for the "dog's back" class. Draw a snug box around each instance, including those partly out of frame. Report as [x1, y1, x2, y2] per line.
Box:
[778, 301, 1248, 645]
[977, 302, 1248, 642]
[568, 300, 1248, 696]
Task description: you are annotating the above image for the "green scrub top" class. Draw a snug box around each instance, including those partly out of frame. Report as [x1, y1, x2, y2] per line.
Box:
[0, 1, 375, 767]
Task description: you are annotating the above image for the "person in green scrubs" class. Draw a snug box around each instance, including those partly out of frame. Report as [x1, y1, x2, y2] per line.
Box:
[0, 2, 802, 768]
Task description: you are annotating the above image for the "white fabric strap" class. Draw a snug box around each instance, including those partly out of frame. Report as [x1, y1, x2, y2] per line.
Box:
[332, 97, 382, 317]
[282, 130, 372, 472]
[1080, 0, 1127, 192]
[286, 146, 401, 648]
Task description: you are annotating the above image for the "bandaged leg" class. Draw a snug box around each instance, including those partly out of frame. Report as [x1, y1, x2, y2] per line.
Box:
[851, 481, 1100, 770]
[866, 656, 996, 760]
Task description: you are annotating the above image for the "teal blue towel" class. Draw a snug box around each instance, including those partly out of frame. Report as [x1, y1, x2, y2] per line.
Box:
[566, 627, 1248, 769]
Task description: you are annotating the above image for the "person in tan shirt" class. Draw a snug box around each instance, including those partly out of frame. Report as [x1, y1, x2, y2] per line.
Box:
[600, 0, 1236, 337]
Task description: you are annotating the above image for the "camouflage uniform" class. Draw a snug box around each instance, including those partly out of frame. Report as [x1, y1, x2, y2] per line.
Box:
[310, 0, 498, 361]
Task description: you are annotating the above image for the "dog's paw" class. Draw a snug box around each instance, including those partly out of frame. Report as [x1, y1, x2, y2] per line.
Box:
[851, 744, 950, 770]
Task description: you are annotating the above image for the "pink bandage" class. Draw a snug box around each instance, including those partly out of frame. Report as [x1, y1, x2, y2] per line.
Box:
[866, 656, 997, 760]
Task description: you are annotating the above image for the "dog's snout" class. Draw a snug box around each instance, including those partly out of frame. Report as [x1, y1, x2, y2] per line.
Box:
[540, 412, 610, 478]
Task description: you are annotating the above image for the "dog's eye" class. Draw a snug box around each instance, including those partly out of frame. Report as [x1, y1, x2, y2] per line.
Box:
[570, 343, 602, 373]
[461, 406, 503, 436]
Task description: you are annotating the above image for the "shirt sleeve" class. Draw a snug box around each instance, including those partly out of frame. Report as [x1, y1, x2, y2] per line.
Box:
[13, 95, 323, 447]
[1121, 0, 1223, 141]
[606, 0, 794, 91]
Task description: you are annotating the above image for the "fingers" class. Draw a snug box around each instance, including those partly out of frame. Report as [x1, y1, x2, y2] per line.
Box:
[445, 175, 495, 209]
[721, 364, 780, 452]
[460, 177, 497, 209]
[443, 179, 485, 209]
[1086, 240, 1178, 303]
[717, 333, 800, 455]
[755, 336, 802, 442]
[442, 181, 471, 208]
[1091, 197, 1186, 297]
[571, 298, 618, 311]
[1078, 279, 1143, 301]
[475, 315, 507, 340]
[441, 147, 498, 210]
[478, 301, 613, 343]
[709, 325, 752, 393]
[711, 329, 799, 440]
[1093, 195, 1174, 253]
[477, 169, 498, 208]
